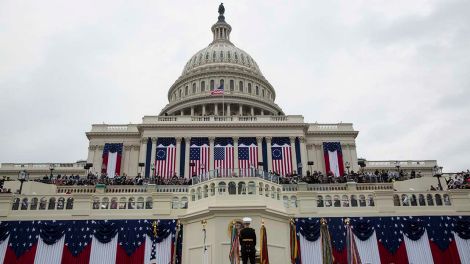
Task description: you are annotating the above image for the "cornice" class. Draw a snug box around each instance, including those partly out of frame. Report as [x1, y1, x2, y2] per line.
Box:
[138, 122, 308, 130]
[86, 132, 141, 139]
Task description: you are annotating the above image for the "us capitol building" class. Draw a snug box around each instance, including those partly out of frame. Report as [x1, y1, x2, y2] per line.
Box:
[1, 5, 469, 264]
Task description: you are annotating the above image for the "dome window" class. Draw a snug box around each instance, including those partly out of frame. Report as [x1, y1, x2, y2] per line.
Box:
[219, 79, 224, 87]
[192, 83, 196, 93]
[241, 54, 245, 63]
[227, 51, 231, 59]
[179, 89, 182, 98]
[201, 81, 206, 92]
[234, 52, 238, 61]
[210, 80, 215, 90]
[262, 89, 265, 97]
[220, 51, 224, 59]
[230, 80, 234, 91]
[239, 81, 243, 92]
[213, 51, 216, 62]
[205, 53, 209, 61]
[248, 83, 252, 94]
[185, 86, 189, 96]
[255, 86, 259, 95]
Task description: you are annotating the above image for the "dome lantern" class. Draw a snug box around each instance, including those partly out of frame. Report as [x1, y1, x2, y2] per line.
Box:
[211, 3, 232, 43]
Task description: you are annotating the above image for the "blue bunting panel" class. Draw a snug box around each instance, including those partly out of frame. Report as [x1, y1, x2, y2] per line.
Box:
[1, 219, 180, 258]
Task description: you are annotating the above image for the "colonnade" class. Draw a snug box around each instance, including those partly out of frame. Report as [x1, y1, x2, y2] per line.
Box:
[138, 136, 308, 177]
[178, 103, 269, 116]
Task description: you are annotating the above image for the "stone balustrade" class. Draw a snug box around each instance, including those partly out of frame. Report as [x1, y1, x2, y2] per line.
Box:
[1, 178, 469, 220]
[141, 115, 305, 125]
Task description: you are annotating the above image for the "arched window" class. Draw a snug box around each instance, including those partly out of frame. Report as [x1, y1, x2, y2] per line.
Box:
[210, 183, 216, 196]
[102, 197, 109, 209]
[334, 195, 340, 207]
[212, 51, 216, 62]
[227, 51, 231, 60]
[230, 80, 234, 91]
[410, 194, 417, 206]
[12, 198, 20, 210]
[401, 194, 409, 206]
[210, 80, 215, 90]
[179, 89, 182, 98]
[197, 187, 202, 199]
[228, 182, 236, 195]
[119, 197, 126, 209]
[317, 196, 324, 207]
[21, 198, 29, 210]
[185, 86, 188, 96]
[262, 89, 265, 97]
[255, 86, 259, 95]
[290, 196, 297, 208]
[110, 197, 118, 209]
[145, 197, 153, 209]
[435, 194, 443, 206]
[30, 197, 38, 210]
[192, 83, 196, 93]
[172, 197, 180, 209]
[220, 79, 224, 88]
[239, 81, 244, 92]
[238, 182, 246, 195]
[248, 83, 252, 94]
[351, 195, 358, 207]
[181, 197, 188, 209]
[66, 198, 74, 209]
[427, 194, 434, 206]
[128, 197, 136, 209]
[443, 194, 451, 205]
[137, 197, 144, 209]
[283, 196, 289, 208]
[234, 52, 238, 61]
[325, 195, 332, 207]
[93, 197, 100, 209]
[359, 195, 366, 207]
[393, 194, 400, 206]
[368, 194, 375, 206]
[342, 195, 349, 207]
[201, 81, 206, 92]
[39, 197, 47, 210]
[57, 197, 65, 210]
[48, 197, 56, 210]
[205, 53, 209, 60]
[203, 185, 208, 198]
[418, 194, 426, 206]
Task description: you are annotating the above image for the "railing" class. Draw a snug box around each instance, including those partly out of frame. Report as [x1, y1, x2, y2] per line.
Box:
[365, 160, 437, 167]
[89, 124, 139, 133]
[190, 169, 280, 185]
[1, 162, 86, 169]
[142, 115, 305, 124]
[156, 185, 189, 193]
[393, 191, 452, 207]
[308, 123, 354, 131]
[57, 186, 96, 194]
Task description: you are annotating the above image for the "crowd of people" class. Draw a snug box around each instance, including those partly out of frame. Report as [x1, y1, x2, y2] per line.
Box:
[278, 169, 421, 184]
[3, 169, 469, 189]
[446, 170, 470, 189]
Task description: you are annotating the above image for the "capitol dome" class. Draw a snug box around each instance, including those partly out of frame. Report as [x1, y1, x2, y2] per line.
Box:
[160, 5, 283, 117]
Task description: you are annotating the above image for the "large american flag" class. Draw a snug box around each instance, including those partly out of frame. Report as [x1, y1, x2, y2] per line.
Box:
[155, 138, 177, 178]
[210, 83, 224, 95]
[271, 137, 292, 176]
[214, 138, 234, 176]
[190, 138, 210, 177]
[238, 137, 258, 176]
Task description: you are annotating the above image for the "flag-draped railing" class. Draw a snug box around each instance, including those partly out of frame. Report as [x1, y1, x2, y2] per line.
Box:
[0, 219, 182, 264]
[214, 137, 234, 177]
[102, 143, 123, 177]
[293, 216, 470, 264]
[271, 137, 292, 176]
[238, 137, 258, 177]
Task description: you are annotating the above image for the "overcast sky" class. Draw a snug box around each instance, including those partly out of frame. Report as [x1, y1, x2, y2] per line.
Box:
[1, 0, 469, 172]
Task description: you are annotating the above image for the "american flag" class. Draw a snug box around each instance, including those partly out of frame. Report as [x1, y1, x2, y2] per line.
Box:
[190, 138, 210, 177]
[214, 137, 234, 176]
[155, 138, 177, 178]
[211, 83, 224, 95]
[238, 137, 258, 176]
[271, 137, 292, 176]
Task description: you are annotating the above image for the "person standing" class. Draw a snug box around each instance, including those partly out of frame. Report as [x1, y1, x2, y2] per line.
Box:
[239, 217, 256, 264]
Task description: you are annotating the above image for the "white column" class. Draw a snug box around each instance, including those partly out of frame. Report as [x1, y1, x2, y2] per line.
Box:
[250, 106, 254, 116]
[184, 137, 191, 177]
[214, 104, 218, 116]
[209, 137, 215, 171]
[266, 137, 272, 172]
[138, 138, 147, 165]
[190, 107, 194, 116]
[202, 105, 206, 116]
[87, 145, 96, 164]
[227, 104, 231, 116]
[290, 137, 298, 174]
[124, 145, 131, 176]
[239, 105, 243, 116]
[300, 137, 308, 175]
[233, 137, 239, 172]
[150, 137, 157, 176]
[257, 137, 263, 170]
[175, 137, 181, 177]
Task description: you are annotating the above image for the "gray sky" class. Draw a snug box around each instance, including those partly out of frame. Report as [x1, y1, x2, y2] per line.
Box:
[1, 0, 469, 172]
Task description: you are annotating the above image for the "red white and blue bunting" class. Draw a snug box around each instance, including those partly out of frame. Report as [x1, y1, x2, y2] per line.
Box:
[294, 216, 470, 264]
